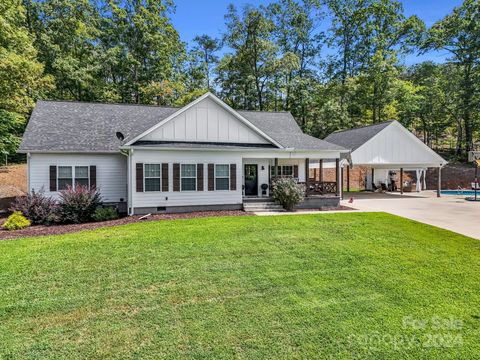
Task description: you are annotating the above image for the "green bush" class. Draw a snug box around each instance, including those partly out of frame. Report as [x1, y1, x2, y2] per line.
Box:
[271, 178, 305, 211]
[2, 211, 31, 231]
[92, 206, 119, 222]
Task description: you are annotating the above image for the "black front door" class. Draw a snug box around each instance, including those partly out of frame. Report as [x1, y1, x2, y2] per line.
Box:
[244, 164, 258, 196]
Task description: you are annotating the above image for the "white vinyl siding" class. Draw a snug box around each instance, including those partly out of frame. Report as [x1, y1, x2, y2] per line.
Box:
[131, 150, 243, 208]
[29, 153, 127, 202]
[215, 164, 229, 190]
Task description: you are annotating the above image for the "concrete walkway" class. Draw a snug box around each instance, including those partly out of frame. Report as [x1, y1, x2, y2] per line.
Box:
[342, 191, 480, 239]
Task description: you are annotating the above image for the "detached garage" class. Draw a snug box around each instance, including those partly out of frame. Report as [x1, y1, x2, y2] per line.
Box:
[322, 120, 447, 196]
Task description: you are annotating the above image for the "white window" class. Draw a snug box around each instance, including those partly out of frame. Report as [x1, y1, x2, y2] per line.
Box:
[58, 166, 89, 190]
[144, 164, 161, 192]
[75, 166, 89, 187]
[270, 165, 294, 177]
[215, 164, 230, 190]
[282, 165, 293, 177]
[181, 164, 196, 191]
[58, 166, 73, 190]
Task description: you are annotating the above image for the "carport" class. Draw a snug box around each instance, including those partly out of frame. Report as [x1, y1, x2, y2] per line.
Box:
[321, 120, 447, 197]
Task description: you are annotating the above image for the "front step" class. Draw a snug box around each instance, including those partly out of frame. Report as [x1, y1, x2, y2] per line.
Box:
[243, 201, 284, 212]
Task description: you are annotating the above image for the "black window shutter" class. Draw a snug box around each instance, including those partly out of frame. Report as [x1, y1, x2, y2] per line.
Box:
[162, 163, 169, 192]
[136, 163, 143, 192]
[197, 164, 204, 191]
[49, 166, 57, 191]
[208, 164, 214, 191]
[173, 163, 180, 191]
[89, 165, 97, 189]
[293, 165, 298, 178]
[230, 164, 236, 190]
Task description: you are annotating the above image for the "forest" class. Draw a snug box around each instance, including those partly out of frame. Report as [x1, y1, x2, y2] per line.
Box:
[1, 0, 479, 161]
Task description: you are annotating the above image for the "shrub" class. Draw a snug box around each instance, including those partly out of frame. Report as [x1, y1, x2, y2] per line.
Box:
[271, 177, 305, 211]
[57, 185, 102, 224]
[92, 206, 119, 222]
[2, 211, 31, 231]
[10, 189, 59, 225]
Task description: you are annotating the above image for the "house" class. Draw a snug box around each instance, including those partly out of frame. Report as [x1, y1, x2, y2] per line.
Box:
[19, 92, 348, 214]
[315, 120, 446, 195]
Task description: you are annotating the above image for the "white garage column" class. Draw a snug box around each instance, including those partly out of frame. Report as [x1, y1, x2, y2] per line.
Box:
[437, 167, 442, 197]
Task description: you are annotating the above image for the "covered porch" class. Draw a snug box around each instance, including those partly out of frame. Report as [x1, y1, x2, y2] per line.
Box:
[241, 156, 341, 200]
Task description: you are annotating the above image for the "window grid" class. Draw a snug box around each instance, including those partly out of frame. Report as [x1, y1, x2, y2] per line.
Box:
[215, 164, 230, 191]
[181, 164, 196, 191]
[57, 166, 89, 191]
[144, 164, 161, 192]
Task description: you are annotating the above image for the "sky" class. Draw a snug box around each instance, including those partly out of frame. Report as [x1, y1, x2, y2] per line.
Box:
[170, 0, 463, 66]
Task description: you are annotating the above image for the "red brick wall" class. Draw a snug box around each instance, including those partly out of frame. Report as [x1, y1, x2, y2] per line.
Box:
[309, 165, 417, 191]
[426, 164, 477, 190]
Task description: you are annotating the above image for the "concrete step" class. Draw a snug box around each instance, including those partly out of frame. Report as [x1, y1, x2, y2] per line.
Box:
[243, 202, 284, 212]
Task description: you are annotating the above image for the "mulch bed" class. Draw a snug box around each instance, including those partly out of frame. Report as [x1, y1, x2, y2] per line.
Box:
[0, 210, 249, 241]
[0, 205, 354, 241]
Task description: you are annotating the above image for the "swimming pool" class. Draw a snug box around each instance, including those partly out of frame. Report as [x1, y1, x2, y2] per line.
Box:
[441, 190, 479, 196]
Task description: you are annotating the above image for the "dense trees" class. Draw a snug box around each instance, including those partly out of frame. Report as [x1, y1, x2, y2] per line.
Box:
[1, 0, 479, 160]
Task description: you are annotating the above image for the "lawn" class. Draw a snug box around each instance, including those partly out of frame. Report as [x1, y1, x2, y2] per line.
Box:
[0, 213, 479, 359]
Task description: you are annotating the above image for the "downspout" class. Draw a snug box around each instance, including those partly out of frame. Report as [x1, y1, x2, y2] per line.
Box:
[121, 149, 133, 215]
[27, 153, 31, 194]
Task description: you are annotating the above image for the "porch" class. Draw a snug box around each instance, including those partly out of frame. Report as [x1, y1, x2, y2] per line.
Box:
[241, 156, 342, 210]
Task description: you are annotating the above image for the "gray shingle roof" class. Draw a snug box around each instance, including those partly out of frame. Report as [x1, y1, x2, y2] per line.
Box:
[324, 121, 394, 151]
[19, 100, 345, 152]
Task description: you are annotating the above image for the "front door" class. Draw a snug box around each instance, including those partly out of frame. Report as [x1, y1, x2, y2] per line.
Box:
[244, 164, 258, 196]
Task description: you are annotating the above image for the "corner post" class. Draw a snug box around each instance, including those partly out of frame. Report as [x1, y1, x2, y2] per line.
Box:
[346, 165, 350, 192]
[319, 159, 323, 183]
[400, 168, 404, 194]
[305, 158, 310, 197]
[335, 158, 340, 197]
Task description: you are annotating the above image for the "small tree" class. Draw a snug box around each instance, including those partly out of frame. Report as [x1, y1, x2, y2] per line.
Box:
[271, 178, 305, 211]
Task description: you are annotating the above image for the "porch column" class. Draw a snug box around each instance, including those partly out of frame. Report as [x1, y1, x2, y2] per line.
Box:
[400, 168, 404, 194]
[371, 168, 375, 190]
[305, 158, 310, 197]
[340, 166, 344, 199]
[335, 158, 340, 197]
[437, 167, 441, 197]
[346, 166, 350, 192]
[319, 159, 323, 182]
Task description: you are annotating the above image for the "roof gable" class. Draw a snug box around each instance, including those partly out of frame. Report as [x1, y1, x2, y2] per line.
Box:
[352, 121, 445, 166]
[126, 92, 282, 148]
[138, 95, 271, 145]
[324, 121, 393, 151]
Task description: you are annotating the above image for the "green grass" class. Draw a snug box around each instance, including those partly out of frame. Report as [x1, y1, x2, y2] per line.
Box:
[0, 213, 479, 359]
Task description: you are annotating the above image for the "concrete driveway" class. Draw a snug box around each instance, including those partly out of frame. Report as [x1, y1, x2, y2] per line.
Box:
[342, 191, 480, 239]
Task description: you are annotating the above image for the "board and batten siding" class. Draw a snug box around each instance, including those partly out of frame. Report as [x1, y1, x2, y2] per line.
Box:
[29, 153, 127, 202]
[140, 97, 269, 144]
[131, 150, 243, 208]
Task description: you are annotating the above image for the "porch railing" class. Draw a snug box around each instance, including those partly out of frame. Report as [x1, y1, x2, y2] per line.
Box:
[270, 178, 338, 196]
[301, 181, 337, 196]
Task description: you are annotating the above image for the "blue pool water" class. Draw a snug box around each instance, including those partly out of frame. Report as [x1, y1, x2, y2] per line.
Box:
[441, 190, 479, 196]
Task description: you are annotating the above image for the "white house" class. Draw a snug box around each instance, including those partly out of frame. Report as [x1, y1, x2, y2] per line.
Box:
[19, 92, 348, 214]
[318, 120, 447, 195]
